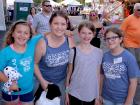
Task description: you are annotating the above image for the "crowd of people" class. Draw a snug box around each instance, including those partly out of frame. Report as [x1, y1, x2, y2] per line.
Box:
[0, 0, 140, 105]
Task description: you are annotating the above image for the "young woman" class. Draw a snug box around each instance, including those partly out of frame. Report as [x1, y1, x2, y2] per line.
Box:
[89, 10, 104, 48]
[0, 20, 42, 105]
[100, 27, 140, 105]
[27, 7, 36, 26]
[34, 10, 75, 105]
[65, 21, 103, 105]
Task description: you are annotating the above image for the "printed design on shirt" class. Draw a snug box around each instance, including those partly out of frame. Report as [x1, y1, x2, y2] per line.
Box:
[20, 57, 32, 72]
[46, 50, 69, 67]
[12, 59, 18, 70]
[102, 62, 126, 79]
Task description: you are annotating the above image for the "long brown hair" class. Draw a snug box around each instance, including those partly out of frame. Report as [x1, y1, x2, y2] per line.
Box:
[3, 20, 32, 47]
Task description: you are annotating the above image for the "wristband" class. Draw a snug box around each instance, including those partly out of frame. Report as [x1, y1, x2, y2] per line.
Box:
[65, 86, 69, 93]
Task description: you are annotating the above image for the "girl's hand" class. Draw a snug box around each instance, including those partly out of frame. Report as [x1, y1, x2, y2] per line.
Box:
[95, 96, 103, 105]
[40, 79, 49, 91]
[65, 93, 70, 105]
[99, 96, 103, 104]
[9, 81, 19, 91]
[65, 30, 73, 37]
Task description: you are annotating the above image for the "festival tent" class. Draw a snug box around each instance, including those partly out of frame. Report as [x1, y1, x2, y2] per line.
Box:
[50, 0, 60, 6]
[60, 0, 82, 6]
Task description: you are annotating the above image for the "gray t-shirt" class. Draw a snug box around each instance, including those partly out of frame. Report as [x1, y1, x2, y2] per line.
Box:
[101, 49, 140, 103]
[32, 12, 51, 34]
[68, 47, 103, 102]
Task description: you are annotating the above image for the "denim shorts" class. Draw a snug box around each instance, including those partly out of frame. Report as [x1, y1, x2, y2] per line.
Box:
[103, 98, 125, 105]
[2, 91, 34, 102]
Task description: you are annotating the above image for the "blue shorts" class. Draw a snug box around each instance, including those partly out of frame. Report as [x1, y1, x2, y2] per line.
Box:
[2, 91, 34, 102]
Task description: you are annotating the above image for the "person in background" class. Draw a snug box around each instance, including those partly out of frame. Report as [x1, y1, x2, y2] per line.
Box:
[0, 20, 42, 105]
[32, 0, 52, 35]
[27, 7, 36, 26]
[120, 3, 140, 67]
[34, 11, 75, 105]
[65, 21, 103, 105]
[89, 10, 104, 48]
[100, 27, 140, 105]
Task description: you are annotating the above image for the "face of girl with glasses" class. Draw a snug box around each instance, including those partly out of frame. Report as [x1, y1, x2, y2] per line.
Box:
[105, 31, 122, 50]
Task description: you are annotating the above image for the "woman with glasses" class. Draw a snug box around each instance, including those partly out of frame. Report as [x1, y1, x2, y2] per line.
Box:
[89, 10, 104, 48]
[100, 27, 140, 105]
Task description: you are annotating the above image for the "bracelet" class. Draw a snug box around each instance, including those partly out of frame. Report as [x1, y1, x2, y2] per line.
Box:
[65, 86, 69, 93]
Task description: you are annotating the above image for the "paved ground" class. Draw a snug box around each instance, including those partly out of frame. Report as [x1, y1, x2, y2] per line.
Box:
[0, 16, 140, 104]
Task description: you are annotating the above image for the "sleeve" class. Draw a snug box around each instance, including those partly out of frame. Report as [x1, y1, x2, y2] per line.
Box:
[68, 48, 74, 64]
[27, 15, 31, 23]
[100, 53, 105, 75]
[0, 49, 8, 71]
[32, 15, 38, 29]
[127, 53, 140, 78]
[30, 34, 43, 48]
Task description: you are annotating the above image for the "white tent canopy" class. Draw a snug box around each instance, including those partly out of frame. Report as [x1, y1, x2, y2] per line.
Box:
[15, 0, 33, 3]
[85, 0, 92, 3]
[60, 0, 81, 6]
[50, 0, 60, 6]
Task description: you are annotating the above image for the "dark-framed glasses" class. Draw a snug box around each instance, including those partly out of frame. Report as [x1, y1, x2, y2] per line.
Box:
[136, 9, 140, 11]
[104, 36, 120, 42]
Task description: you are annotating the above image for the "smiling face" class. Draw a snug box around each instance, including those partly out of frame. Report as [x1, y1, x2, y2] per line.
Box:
[50, 16, 67, 37]
[79, 26, 95, 44]
[105, 31, 122, 50]
[12, 24, 31, 46]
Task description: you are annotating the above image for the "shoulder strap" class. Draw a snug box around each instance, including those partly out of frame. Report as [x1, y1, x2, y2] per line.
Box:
[72, 47, 76, 73]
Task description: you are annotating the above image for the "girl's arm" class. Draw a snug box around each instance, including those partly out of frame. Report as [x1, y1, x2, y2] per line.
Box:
[65, 63, 73, 87]
[0, 71, 8, 82]
[34, 38, 49, 90]
[124, 78, 137, 105]
[65, 63, 73, 105]
[67, 35, 75, 48]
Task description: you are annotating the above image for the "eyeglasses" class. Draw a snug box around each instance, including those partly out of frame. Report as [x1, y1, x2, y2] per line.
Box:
[104, 36, 120, 42]
[136, 9, 140, 11]
[44, 5, 52, 7]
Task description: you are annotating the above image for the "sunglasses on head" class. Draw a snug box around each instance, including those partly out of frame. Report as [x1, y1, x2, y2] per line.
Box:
[44, 5, 52, 7]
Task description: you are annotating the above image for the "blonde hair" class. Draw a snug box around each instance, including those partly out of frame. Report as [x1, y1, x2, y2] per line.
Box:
[89, 10, 98, 21]
[3, 20, 32, 47]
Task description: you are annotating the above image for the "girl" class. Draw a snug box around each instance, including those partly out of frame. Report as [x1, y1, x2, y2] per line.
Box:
[34, 10, 75, 105]
[89, 10, 104, 48]
[65, 21, 103, 105]
[100, 27, 140, 105]
[0, 20, 42, 105]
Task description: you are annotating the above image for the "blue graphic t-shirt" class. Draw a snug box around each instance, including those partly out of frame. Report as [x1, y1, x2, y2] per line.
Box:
[0, 34, 42, 95]
[101, 49, 140, 103]
[39, 37, 70, 83]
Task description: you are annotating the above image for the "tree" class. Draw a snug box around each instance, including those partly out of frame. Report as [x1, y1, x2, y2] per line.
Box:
[33, 0, 42, 4]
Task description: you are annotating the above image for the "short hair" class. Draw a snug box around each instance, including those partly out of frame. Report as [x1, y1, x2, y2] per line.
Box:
[134, 3, 140, 10]
[42, 0, 50, 5]
[78, 21, 96, 34]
